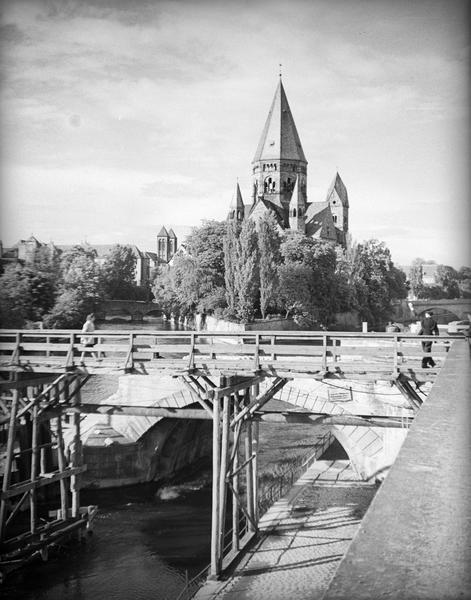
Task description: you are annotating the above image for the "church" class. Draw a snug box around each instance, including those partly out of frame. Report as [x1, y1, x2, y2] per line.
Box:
[227, 78, 349, 247]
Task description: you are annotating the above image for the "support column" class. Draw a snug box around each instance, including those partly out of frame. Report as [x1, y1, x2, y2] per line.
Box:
[232, 396, 240, 552]
[245, 419, 254, 532]
[70, 377, 83, 518]
[210, 395, 221, 578]
[0, 388, 19, 541]
[30, 401, 39, 533]
[217, 395, 231, 570]
[56, 414, 68, 521]
[251, 382, 260, 526]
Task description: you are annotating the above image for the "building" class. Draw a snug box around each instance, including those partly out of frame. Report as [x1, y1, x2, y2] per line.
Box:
[228, 78, 349, 247]
[1, 230, 178, 288]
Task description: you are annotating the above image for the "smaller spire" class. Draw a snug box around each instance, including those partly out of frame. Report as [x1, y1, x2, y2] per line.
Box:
[228, 182, 244, 222]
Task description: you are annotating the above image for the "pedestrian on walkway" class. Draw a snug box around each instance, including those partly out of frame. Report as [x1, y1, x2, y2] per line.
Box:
[418, 311, 439, 368]
[80, 313, 98, 362]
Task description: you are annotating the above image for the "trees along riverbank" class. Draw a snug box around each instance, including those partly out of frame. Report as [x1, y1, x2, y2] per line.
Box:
[0, 244, 147, 329]
[153, 217, 409, 331]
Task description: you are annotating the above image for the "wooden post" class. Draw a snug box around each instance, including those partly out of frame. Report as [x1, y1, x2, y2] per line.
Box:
[217, 395, 231, 570]
[245, 419, 254, 531]
[232, 397, 240, 552]
[56, 414, 68, 520]
[30, 401, 39, 533]
[70, 377, 82, 518]
[251, 382, 260, 525]
[0, 388, 19, 541]
[210, 395, 221, 578]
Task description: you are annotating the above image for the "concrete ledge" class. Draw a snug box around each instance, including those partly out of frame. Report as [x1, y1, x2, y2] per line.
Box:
[322, 339, 471, 600]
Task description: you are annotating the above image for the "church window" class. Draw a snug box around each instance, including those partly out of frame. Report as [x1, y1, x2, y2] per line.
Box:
[292, 208, 297, 217]
[333, 215, 337, 224]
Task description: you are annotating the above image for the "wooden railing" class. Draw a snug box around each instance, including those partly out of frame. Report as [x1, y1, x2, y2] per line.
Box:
[0, 329, 460, 380]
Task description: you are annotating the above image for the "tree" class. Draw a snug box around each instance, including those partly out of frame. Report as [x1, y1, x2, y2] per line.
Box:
[278, 232, 338, 326]
[101, 245, 137, 299]
[44, 245, 104, 328]
[0, 247, 59, 327]
[408, 258, 425, 298]
[258, 212, 282, 319]
[186, 220, 227, 313]
[224, 220, 240, 317]
[234, 219, 259, 322]
[152, 221, 228, 317]
[435, 265, 460, 298]
[350, 239, 406, 329]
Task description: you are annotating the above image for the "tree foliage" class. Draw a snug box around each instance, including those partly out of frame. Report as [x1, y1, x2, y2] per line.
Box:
[101, 245, 137, 299]
[258, 212, 282, 319]
[152, 221, 228, 316]
[278, 233, 338, 326]
[0, 247, 59, 327]
[233, 219, 259, 322]
[350, 239, 407, 328]
[44, 246, 104, 328]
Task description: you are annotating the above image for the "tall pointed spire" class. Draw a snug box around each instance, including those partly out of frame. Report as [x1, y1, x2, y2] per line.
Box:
[251, 80, 308, 212]
[253, 80, 306, 163]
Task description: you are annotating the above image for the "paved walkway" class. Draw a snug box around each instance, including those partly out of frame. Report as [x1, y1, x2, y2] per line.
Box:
[195, 460, 377, 600]
[323, 339, 471, 600]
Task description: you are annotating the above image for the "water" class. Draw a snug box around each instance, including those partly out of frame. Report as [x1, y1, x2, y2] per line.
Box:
[2, 319, 364, 599]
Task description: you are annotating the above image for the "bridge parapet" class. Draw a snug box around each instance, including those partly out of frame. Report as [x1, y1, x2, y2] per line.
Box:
[0, 329, 460, 383]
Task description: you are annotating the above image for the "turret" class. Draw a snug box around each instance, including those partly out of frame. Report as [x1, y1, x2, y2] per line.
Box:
[227, 182, 245, 223]
[325, 172, 349, 246]
[288, 177, 306, 233]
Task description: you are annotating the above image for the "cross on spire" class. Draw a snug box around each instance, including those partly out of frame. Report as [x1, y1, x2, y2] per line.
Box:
[279, 63, 282, 78]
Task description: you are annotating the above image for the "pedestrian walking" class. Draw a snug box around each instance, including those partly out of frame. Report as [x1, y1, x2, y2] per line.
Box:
[418, 311, 439, 368]
[80, 313, 98, 362]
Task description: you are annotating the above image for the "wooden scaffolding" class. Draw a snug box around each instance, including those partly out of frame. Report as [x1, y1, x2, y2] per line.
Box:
[0, 372, 97, 582]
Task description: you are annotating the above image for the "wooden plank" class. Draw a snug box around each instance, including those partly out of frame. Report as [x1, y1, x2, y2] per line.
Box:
[1, 466, 87, 499]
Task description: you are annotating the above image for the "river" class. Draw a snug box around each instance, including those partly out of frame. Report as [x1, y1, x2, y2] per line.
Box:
[3, 319, 369, 600]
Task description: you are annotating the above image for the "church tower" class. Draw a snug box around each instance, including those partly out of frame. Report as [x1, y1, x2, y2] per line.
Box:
[252, 78, 308, 211]
[157, 226, 169, 262]
[326, 172, 349, 246]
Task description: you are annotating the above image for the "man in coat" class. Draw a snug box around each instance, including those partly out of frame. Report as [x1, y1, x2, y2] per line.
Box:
[418, 311, 439, 368]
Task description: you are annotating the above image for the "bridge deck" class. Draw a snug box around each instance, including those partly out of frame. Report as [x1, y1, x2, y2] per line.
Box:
[0, 329, 459, 382]
[323, 338, 471, 599]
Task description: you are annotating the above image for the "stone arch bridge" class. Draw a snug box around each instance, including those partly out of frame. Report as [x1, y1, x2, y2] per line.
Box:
[407, 298, 471, 321]
[95, 299, 162, 321]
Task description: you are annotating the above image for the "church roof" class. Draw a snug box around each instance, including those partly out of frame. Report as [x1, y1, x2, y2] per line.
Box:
[157, 226, 169, 238]
[304, 202, 336, 238]
[248, 197, 287, 228]
[253, 80, 307, 164]
[167, 228, 177, 239]
[326, 172, 349, 207]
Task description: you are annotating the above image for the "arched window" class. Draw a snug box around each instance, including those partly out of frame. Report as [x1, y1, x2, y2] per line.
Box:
[292, 208, 297, 217]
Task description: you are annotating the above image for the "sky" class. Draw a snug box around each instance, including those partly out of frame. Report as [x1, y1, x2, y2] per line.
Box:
[0, 0, 469, 268]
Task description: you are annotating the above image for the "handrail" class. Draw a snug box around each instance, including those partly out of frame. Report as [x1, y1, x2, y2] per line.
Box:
[0, 329, 458, 379]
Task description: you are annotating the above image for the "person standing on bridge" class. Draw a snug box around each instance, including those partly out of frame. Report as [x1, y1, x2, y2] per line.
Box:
[80, 313, 98, 362]
[418, 311, 439, 368]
